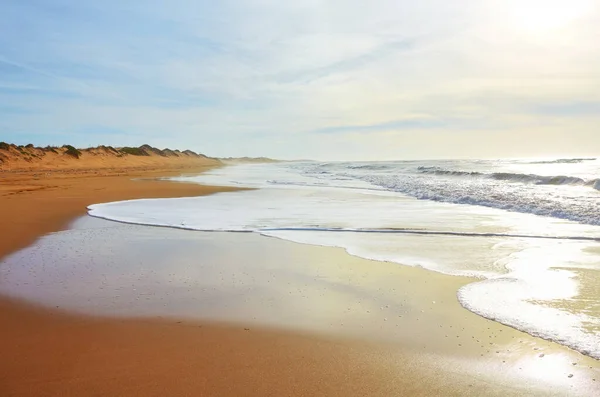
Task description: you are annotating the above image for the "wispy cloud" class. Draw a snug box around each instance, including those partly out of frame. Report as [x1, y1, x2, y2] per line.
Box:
[272, 38, 418, 85]
[0, 57, 69, 82]
[529, 101, 600, 117]
[312, 118, 444, 134]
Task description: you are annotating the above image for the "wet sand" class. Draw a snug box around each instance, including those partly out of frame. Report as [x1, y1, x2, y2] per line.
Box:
[1, 167, 599, 396]
[0, 166, 236, 257]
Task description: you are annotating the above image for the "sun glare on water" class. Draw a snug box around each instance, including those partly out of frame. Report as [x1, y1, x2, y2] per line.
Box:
[509, 0, 594, 32]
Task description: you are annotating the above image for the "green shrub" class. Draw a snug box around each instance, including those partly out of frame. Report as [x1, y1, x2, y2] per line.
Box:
[63, 144, 82, 159]
[0, 142, 9, 151]
[120, 146, 149, 156]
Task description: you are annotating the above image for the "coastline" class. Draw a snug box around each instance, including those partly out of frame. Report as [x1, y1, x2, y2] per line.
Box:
[1, 165, 599, 396]
[0, 164, 238, 259]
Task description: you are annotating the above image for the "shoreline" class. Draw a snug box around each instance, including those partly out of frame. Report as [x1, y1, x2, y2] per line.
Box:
[0, 165, 239, 261]
[1, 165, 599, 396]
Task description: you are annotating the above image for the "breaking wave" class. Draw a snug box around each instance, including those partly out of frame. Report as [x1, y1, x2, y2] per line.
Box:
[417, 167, 599, 189]
[528, 158, 596, 164]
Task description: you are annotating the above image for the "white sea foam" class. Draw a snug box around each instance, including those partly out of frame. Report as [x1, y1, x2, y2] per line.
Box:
[87, 161, 600, 360]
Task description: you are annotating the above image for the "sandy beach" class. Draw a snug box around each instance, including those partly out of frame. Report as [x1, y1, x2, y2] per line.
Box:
[2, 0, 598, 394]
[1, 164, 599, 396]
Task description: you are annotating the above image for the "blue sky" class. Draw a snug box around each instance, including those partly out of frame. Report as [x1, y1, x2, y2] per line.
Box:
[1, 0, 599, 160]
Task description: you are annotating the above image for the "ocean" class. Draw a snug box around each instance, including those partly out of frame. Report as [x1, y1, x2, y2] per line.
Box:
[87, 158, 600, 359]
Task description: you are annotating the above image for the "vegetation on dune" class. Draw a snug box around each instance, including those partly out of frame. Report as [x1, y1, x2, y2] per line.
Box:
[63, 144, 82, 159]
[105, 146, 119, 154]
[16, 146, 26, 153]
[120, 146, 149, 156]
[0, 142, 217, 167]
[182, 150, 201, 157]
[162, 148, 179, 157]
[140, 144, 167, 157]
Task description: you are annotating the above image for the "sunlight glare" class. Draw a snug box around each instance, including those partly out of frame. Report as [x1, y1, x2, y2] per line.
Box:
[510, 0, 593, 32]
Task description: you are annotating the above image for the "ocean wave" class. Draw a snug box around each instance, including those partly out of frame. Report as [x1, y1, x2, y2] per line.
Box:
[491, 172, 588, 186]
[346, 164, 392, 171]
[458, 280, 600, 360]
[417, 167, 598, 188]
[528, 158, 596, 164]
[354, 173, 600, 225]
[417, 166, 482, 177]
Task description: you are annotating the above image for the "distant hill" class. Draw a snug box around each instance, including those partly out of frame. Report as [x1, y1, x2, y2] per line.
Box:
[0, 143, 220, 172]
[219, 156, 280, 164]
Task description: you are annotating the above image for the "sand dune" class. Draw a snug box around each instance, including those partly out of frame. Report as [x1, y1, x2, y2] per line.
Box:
[0, 142, 219, 172]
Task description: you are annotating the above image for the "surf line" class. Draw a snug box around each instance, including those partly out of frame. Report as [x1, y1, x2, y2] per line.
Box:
[261, 227, 600, 242]
[86, 212, 600, 242]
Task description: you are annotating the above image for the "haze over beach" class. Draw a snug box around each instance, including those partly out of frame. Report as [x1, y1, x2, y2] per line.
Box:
[1, 1, 600, 396]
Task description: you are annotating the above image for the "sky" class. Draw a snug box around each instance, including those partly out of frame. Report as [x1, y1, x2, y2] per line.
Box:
[0, 0, 599, 160]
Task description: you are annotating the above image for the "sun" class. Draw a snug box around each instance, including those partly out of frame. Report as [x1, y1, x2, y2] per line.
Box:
[509, 0, 594, 32]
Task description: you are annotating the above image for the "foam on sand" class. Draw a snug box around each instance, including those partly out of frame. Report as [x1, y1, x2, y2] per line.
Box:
[87, 162, 600, 360]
